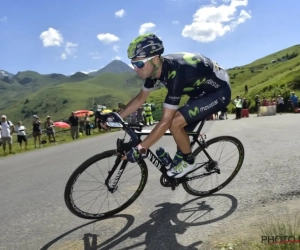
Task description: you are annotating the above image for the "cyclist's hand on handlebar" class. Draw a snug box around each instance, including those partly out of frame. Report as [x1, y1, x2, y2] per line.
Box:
[122, 147, 147, 163]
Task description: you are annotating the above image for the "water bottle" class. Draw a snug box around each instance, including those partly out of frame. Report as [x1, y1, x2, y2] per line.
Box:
[172, 150, 183, 167]
[156, 147, 172, 167]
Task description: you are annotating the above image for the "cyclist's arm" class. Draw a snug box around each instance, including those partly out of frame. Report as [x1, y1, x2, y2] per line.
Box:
[119, 79, 154, 119]
[139, 74, 184, 149]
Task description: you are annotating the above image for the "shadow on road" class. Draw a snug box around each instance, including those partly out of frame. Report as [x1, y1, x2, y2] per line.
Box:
[40, 193, 237, 250]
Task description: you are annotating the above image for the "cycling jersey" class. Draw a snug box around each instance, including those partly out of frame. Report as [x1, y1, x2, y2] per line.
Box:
[143, 52, 230, 110]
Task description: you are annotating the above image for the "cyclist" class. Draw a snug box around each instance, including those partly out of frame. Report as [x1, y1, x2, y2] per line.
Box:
[119, 33, 231, 178]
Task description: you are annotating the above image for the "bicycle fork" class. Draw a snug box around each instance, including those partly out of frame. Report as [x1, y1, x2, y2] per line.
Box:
[105, 156, 127, 193]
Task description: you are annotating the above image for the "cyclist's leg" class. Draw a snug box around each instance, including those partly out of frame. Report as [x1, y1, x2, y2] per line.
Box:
[167, 85, 231, 178]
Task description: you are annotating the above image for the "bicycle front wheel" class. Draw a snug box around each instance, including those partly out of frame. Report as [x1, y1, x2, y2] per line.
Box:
[182, 136, 244, 196]
[64, 150, 148, 219]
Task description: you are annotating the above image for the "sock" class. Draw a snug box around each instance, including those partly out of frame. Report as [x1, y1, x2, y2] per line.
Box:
[172, 151, 183, 167]
[182, 153, 194, 164]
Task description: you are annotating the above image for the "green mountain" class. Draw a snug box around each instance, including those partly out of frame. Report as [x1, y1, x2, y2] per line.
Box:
[147, 44, 300, 119]
[0, 60, 140, 124]
[89, 60, 133, 76]
[0, 70, 14, 80]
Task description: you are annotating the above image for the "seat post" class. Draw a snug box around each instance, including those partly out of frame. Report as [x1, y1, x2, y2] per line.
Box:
[195, 120, 206, 135]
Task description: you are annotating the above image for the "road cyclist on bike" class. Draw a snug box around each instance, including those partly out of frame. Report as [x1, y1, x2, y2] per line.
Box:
[118, 33, 231, 178]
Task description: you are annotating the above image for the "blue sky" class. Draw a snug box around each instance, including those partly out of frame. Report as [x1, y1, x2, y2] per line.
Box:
[0, 0, 299, 75]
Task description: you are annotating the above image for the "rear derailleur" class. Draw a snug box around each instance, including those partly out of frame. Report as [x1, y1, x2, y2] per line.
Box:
[160, 174, 180, 191]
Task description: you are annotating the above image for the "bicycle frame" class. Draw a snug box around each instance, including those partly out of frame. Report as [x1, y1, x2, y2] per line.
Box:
[105, 118, 215, 192]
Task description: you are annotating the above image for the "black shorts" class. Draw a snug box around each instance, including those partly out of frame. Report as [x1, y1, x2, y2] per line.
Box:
[178, 84, 231, 132]
[17, 135, 27, 143]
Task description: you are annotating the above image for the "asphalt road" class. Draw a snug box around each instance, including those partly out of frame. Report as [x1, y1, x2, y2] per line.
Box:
[1, 114, 300, 250]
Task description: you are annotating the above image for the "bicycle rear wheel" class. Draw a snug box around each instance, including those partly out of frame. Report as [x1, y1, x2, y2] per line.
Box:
[64, 150, 148, 219]
[182, 136, 244, 196]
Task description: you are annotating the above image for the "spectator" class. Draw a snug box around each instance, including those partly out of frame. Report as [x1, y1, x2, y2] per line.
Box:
[44, 115, 56, 145]
[221, 107, 228, 119]
[289, 92, 298, 113]
[0, 115, 15, 154]
[232, 96, 242, 119]
[99, 112, 110, 132]
[137, 107, 144, 123]
[214, 112, 219, 120]
[242, 98, 248, 109]
[277, 95, 284, 114]
[84, 113, 91, 136]
[255, 95, 261, 116]
[32, 115, 42, 148]
[262, 97, 268, 106]
[69, 111, 79, 139]
[16, 121, 28, 150]
[144, 103, 154, 126]
[94, 109, 101, 130]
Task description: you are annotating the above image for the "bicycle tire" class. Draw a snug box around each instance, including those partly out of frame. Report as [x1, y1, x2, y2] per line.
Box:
[64, 149, 148, 220]
[182, 136, 244, 196]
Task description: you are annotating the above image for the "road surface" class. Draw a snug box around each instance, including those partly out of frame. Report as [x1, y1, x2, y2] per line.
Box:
[0, 114, 299, 250]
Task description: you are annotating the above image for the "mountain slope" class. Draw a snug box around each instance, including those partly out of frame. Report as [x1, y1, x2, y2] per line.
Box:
[0, 70, 14, 80]
[89, 60, 133, 76]
[0, 72, 142, 123]
[11, 70, 70, 87]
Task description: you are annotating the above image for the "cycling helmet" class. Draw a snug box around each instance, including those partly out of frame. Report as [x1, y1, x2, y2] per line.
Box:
[127, 33, 164, 59]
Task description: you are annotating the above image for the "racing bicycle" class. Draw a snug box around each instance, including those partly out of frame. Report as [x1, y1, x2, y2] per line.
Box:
[64, 112, 245, 220]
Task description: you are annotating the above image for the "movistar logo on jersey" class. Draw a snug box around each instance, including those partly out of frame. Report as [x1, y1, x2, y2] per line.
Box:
[168, 70, 176, 79]
[200, 100, 218, 112]
[188, 107, 199, 117]
[193, 78, 206, 87]
[183, 53, 201, 65]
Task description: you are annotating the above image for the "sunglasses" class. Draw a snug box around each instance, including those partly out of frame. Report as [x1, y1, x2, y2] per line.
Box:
[131, 56, 155, 69]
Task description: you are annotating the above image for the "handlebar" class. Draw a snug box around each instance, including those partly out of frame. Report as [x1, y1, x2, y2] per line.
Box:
[105, 112, 144, 150]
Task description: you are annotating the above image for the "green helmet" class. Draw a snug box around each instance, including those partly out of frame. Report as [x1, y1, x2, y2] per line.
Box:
[127, 33, 164, 59]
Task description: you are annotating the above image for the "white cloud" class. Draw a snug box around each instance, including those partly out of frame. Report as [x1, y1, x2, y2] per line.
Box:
[0, 16, 7, 22]
[112, 56, 121, 60]
[115, 9, 125, 18]
[172, 20, 179, 24]
[181, 0, 251, 43]
[113, 45, 120, 52]
[65, 42, 78, 55]
[90, 52, 101, 59]
[139, 22, 156, 35]
[97, 33, 120, 44]
[61, 53, 67, 60]
[61, 42, 78, 60]
[128, 64, 134, 69]
[40, 27, 64, 47]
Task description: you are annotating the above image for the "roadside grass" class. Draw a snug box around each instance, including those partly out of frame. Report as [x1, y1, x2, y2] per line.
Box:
[215, 214, 300, 250]
[0, 127, 119, 157]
